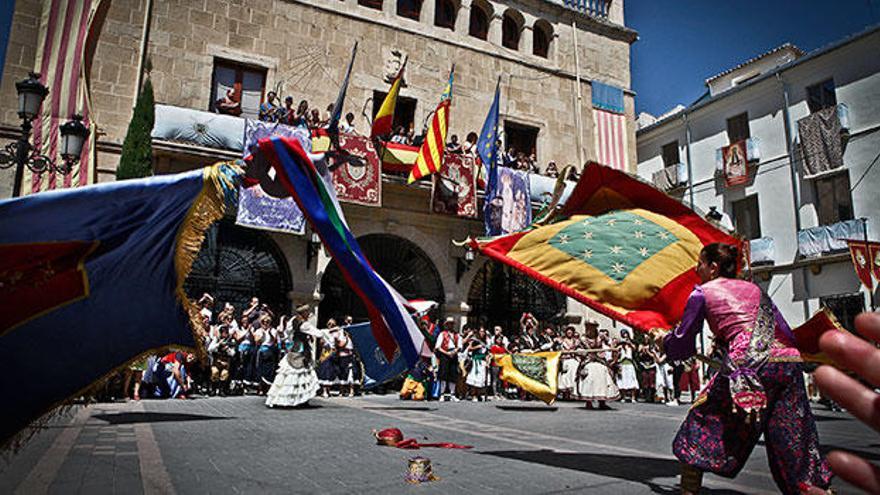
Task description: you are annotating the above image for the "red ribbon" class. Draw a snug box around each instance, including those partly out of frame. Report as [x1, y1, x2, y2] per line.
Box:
[394, 438, 472, 450]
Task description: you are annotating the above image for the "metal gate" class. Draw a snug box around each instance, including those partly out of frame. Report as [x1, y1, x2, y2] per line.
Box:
[319, 234, 444, 325]
[467, 261, 566, 332]
[184, 220, 292, 319]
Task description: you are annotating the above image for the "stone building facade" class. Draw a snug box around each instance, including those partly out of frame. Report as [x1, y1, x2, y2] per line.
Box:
[0, 0, 637, 328]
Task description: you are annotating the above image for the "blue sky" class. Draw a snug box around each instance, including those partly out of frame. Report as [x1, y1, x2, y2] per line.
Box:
[626, 1, 879, 116]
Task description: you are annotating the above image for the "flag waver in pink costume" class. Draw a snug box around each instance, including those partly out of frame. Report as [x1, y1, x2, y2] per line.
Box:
[663, 243, 832, 494]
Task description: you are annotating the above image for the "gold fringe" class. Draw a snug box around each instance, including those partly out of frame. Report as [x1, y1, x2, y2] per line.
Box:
[173, 162, 242, 363]
[2, 162, 242, 454]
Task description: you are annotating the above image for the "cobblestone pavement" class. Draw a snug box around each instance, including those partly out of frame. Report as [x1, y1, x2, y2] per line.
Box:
[0, 394, 871, 494]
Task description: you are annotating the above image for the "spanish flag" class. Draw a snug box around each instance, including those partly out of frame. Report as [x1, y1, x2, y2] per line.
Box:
[408, 67, 454, 184]
[370, 60, 407, 139]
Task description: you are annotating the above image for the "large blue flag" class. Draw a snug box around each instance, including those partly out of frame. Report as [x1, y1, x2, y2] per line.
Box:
[347, 322, 408, 388]
[478, 80, 501, 235]
[0, 164, 239, 446]
[259, 136, 425, 367]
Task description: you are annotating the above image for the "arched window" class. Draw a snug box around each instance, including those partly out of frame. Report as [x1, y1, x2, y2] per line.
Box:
[468, 2, 489, 40]
[358, 0, 382, 10]
[533, 20, 552, 58]
[502, 10, 522, 50]
[397, 0, 422, 20]
[435, 0, 457, 30]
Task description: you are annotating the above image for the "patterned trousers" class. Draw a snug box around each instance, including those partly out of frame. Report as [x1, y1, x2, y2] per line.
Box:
[673, 362, 832, 494]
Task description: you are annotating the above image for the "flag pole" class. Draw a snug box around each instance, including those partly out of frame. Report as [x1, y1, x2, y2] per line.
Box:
[572, 21, 585, 169]
[864, 217, 876, 311]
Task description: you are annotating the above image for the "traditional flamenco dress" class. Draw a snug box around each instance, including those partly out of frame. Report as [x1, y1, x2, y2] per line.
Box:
[664, 277, 832, 494]
[265, 319, 328, 408]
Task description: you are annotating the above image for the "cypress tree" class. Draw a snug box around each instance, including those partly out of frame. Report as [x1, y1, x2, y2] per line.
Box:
[116, 77, 155, 180]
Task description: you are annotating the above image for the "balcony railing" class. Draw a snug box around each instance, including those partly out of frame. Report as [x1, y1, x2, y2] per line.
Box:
[797, 218, 865, 258]
[559, 0, 610, 18]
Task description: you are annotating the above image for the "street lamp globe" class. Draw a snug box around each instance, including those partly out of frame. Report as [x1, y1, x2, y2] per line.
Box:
[15, 72, 49, 121]
[59, 114, 90, 163]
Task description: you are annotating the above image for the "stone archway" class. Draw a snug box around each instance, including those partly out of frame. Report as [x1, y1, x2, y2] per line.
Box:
[467, 260, 566, 332]
[318, 234, 445, 325]
[184, 219, 293, 318]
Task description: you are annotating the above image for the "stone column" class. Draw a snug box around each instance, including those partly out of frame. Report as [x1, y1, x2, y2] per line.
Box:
[383, 0, 396, 19]
[455, 0, 471, 35]
[488, 13, 502, 46]
[421, 0, 436, 26]
[520, 25, 533, 55]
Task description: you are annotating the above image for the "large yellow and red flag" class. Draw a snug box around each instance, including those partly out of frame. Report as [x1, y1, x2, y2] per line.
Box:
[408, 68, 454, 184]
[470, 163, 742, 332]
[370, 60, 406, 139]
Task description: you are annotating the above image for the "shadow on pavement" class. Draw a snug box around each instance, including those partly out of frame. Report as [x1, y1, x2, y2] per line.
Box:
[93, 412, 233, 425]
[478, 450, 744, 495]
[813, 415, 848, 422]
[495, 405, 559, 412]
[362, 406, 437, 411]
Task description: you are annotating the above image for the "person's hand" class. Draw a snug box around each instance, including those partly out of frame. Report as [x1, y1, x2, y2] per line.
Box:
[813, 312, 880, 493]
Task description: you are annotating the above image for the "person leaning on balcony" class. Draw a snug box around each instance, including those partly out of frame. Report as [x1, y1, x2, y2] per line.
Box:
[216, 89, 241, 116]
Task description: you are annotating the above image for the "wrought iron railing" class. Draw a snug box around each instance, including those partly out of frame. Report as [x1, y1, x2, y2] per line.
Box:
[560, 0, 610, 18]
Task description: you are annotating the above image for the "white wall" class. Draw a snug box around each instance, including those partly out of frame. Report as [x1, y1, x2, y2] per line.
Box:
[636, 28, 880, 328]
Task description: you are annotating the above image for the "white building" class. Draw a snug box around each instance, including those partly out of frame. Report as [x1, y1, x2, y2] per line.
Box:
[637, 25, 880, 331]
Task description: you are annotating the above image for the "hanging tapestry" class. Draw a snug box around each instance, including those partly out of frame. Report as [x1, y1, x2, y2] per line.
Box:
[431, 153, 477, 218]
[485, 167, 532, 236]
[329, 134, 382, 207]
[722, 140, 749, 187]
[236, 119, 305, 234]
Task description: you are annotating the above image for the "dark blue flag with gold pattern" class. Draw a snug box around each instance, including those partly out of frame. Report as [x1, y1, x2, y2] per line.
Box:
[0, 164, 240, 448]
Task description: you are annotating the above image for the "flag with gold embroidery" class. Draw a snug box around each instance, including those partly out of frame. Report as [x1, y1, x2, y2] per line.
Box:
[492, 351, 560, 405]
[472, 163, 741, 332]
[0, 164, 240, 447]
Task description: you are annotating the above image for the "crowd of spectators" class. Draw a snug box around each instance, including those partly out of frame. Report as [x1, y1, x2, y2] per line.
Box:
[217, 89, 577, 180]
[404, 313, 702, 407]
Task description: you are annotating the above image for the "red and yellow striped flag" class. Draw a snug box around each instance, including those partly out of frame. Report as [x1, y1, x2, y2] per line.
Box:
[408, 68, 453, 184]
[370, 61, 406, 139]
[25, 0, 107, 196]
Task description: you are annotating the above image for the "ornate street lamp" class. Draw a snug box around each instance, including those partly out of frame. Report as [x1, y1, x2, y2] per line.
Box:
[0, 72, 90, 197]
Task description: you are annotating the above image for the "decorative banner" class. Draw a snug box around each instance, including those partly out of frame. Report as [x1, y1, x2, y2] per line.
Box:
[237, 120, 305, 234]
[380, 141, 420, 173]
[472, 163, 741, 332]
[847, 240, 875, 290]
[485, 167, 532, 236]
[492, 351, 560, 405]
[722, 140, 749, 187]
[329, 134, 382, 207]
[0, 163, 240, 447]
[870, 242, 880, 282]
[431, 153, 477, 218]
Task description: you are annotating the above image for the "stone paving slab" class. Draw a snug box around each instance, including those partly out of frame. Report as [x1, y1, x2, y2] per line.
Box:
[0, 394, 871, 494]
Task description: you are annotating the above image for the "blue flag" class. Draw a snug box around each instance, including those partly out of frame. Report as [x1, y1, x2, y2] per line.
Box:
[327, 42, 358, 137]
[478, 80, 501, 235]
[0, 164, 239, 446]
[347, 322, 409, 388]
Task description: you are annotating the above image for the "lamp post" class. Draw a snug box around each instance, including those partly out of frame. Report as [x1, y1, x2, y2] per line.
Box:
[0, 72, 90, 197]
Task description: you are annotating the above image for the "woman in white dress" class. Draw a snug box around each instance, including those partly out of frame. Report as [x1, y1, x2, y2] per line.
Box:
[557, 326, 581, 399]
[464, 327, 490, 401]
[266, 305, 330, 408]
[615, 329, 639, 402]
[576, 323, 620, 409]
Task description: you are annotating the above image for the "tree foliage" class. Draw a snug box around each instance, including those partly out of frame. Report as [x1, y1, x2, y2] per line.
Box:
[116, 78, 155, 180]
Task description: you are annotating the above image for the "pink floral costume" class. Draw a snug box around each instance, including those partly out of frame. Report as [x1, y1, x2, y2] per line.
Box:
[664, 278, 831, 494]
